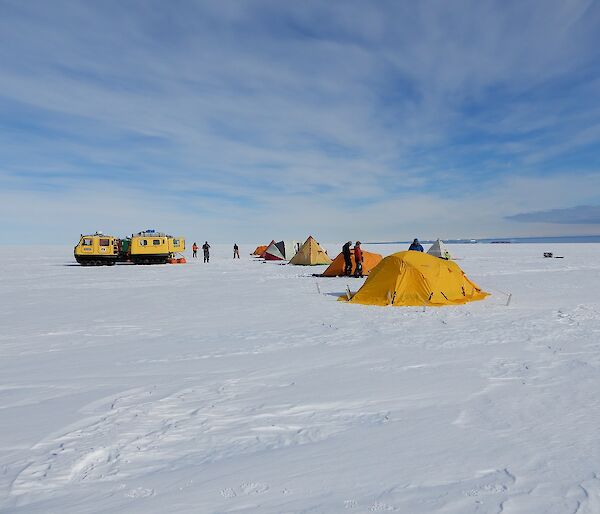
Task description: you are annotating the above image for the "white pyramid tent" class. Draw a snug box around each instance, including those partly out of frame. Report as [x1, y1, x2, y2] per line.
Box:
[427, 239, 451, 260]
[263, 241, 285, 260]
[263, 240, 301, 261]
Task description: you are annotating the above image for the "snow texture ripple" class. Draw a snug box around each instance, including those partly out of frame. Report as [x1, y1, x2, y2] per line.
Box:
[1, 243, 600, 513]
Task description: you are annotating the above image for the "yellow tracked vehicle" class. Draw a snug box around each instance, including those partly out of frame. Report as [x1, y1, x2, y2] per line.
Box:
[129, 230, 186, 264]
[168, 236, 186, 254]
[74, 233, 124, 266]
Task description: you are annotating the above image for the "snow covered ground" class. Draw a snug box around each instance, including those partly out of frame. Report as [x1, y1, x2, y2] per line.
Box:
[1, 242, 600, 513]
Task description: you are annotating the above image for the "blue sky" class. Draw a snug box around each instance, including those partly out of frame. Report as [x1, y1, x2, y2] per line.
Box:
[1, 0, 600, 244]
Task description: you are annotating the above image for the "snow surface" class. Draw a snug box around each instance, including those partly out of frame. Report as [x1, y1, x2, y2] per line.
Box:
[1, 243, 600, 513]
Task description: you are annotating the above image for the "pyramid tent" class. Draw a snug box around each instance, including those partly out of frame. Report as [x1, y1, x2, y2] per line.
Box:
[264, 241, 286, 260]
[427, 239, 451, 260]
[321, 249, 383, 277]
[252, 244, 268, 256]
[341, 251, 488, 306]
[263, 240, 301, 261]
[259, 240, 276, 258]
[289, 236, 332, 266]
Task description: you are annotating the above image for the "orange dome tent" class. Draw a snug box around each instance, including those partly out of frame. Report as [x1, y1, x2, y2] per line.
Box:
[252, 245, 268, 256]
[321, 249, 383, 277]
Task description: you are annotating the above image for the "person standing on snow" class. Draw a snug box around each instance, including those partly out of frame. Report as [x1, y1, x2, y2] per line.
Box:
[342, 241, 353, 276]
[353, 241, 364, 278]
[233, 243, 240, 259]
[408, 238, 424, 252]
[192, 242, 198, 258]
[202, 241, 211, 263]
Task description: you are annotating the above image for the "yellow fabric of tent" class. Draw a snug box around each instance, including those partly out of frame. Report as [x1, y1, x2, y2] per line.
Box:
[252, 245, 268, 256]
[342, 251, 489, 306]
[322, 250, 383, 277]
[289, 236, 332, 265]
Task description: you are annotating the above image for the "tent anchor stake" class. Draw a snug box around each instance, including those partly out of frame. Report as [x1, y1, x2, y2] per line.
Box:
[506, 293, 512, 306]
[346, 285, 352, 300]
[315, 281, 321, 295]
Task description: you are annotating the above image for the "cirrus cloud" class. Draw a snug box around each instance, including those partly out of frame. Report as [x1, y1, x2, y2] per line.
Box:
[1, 0, 600, 243]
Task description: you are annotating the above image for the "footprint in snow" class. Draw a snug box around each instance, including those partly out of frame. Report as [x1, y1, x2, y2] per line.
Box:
[126, 487, 154, 498]
[369, 501, 395, 511]
[220, 487, 236, 498]
[461, 468, 514, 499]
[239, 481, 269, 495]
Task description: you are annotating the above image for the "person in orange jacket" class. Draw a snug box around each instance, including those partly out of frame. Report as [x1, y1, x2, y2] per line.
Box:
[192, 242, 198, 258]
[353, 241, 364, 278]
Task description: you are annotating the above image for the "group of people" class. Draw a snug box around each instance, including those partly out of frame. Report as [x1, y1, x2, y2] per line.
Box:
[342, 238, 423, 278]
[192, 242, 211, 262]
[342, 241, 364, 278]
[192, 238, 424, 267]
[191, 242, 240, 262]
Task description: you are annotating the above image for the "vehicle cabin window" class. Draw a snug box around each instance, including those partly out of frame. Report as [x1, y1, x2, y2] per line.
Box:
[140, 239, 148, 246]
[82, 238, 93, 246]
[153, 239, 161, 246]
[99, 239, 110, 246]
[173, 239, 180, 245]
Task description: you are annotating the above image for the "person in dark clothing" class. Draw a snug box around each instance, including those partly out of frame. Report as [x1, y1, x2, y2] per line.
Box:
[408, 238, 424, 252]
[233, 243, 240, 259]
[342, 241, 353, 276]
[192, 242, 198, 258]
[202, 241, 210, 263]
[353, 241, 364, 278]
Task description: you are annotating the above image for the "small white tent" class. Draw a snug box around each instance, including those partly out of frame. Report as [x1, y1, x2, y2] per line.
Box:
[427, 239, 451, 259]
[263, 240, 300, 261]
[263, 241, 285, 260]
